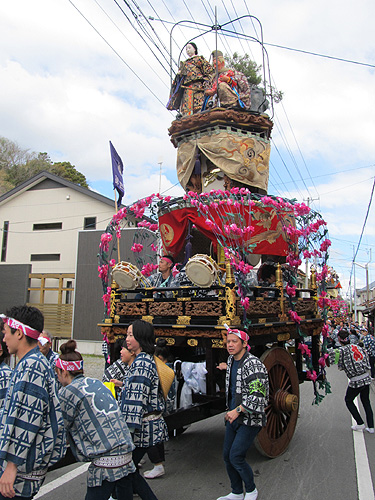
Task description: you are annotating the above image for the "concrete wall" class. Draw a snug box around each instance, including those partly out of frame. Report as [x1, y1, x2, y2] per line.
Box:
[73, 228, 157, 342]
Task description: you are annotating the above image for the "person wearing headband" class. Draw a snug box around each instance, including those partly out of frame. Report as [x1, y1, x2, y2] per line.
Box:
[0, 305, 66, 499]
[56, 339, 159, 500]
[38, 330, 59, 368]
[146, 255, 180, 298]
[216, 325, 269, 500]
[0, 330, 11, 412]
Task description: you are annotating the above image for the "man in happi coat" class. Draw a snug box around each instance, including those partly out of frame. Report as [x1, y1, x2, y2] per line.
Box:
[217, 325, 268, 500]
[0, 306, 66, 499]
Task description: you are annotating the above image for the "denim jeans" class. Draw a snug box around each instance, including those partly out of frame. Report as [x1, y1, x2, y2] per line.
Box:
[345, 384, 374, 428]
[223, 420, 260, 495]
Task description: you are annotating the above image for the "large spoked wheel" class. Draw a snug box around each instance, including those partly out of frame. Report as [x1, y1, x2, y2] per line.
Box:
[255, 347, 299, 458]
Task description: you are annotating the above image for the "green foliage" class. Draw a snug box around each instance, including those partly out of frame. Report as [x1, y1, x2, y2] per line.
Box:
[225, 52, 283, 103]
[51, 162, 89, 188]
[0, 136, 89, 193]
[224, 52, 262, 86]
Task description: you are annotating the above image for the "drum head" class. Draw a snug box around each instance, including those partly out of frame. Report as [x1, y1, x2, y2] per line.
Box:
[112, 262, 140, 289]
[186, 257, 217, 287]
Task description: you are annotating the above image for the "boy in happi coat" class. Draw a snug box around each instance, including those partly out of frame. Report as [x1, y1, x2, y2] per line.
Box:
[0, 306, 66, 499]
[57, 339, 157, 500]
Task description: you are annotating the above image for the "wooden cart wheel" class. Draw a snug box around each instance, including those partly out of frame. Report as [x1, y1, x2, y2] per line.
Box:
[255, 347, 299, 458]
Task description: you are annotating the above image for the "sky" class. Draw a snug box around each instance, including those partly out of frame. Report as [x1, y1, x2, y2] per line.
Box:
[1, 0, 374, 299]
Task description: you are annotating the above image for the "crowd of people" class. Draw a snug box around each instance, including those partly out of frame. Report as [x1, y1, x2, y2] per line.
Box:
[0, 300, 374, 500]
[0, 302, 270, 500]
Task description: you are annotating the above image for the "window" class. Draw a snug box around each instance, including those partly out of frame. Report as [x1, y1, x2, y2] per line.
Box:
[84, 217, 96, 230]
[65, 280, 73, 304]
[33, 222, 63, 230]
[1, 221, 9, 262]
[30, 254, 61, 262]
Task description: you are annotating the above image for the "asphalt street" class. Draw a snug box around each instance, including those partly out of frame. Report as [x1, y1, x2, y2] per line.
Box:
[35, 362, 375, 500]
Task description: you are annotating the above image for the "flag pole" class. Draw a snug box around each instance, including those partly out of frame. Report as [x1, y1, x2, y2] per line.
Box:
[114, 189, 121, 262]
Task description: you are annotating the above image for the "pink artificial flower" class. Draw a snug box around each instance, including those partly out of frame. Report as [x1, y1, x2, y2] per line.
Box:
[306, 370, 318, 382]
[298, 343, 311, 357]
[289, 310, 301, 324]
[286, 285, 296, 297]
[241, 297, 250, 311]
[131, 243, 143, 253]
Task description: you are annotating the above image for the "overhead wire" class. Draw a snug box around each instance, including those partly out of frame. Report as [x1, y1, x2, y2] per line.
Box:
[125, 0, 178, 69]
[93, 0, 168, 88]
[67, 0, 169, 109]
[114, 0, 171, 74]
[346, 177, 375, 294]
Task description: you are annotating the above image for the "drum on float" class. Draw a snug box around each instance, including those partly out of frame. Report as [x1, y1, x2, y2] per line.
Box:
[185, 254, 220, 287]
[111, 261, 143, 289]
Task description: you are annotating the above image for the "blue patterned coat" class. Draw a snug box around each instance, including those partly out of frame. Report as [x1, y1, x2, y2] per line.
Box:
[121, 352, 169, 447]
[59, 376, 136, 487]
[0, 347, 66, 497]
[0, 362, 12, 411]
[225, 351, 269, 427]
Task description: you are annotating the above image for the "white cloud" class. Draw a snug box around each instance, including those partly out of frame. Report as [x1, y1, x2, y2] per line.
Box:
[1, 0, 375, 288]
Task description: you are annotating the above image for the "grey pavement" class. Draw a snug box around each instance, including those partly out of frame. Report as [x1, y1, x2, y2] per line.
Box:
[38, 364, 375, 500]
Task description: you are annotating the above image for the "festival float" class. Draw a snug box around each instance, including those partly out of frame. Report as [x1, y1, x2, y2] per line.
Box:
[98, 17, 332, 458]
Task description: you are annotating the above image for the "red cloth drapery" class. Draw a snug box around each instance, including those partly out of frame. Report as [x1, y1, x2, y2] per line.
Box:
[159, 203, 294, 258]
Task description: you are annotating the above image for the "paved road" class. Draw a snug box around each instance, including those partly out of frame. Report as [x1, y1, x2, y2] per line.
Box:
[35, 363, 375, 500]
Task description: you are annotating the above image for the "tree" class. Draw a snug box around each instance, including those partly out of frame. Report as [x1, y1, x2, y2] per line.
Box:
[0, 137, 89, 193]
[51, 162, 89, 188]
[225, 52, 283, 103]
[225, 52, 262, 86]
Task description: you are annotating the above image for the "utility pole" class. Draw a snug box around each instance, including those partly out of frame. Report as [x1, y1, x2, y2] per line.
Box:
[158, 160, 163, 194]
[304, 196, 319, 289]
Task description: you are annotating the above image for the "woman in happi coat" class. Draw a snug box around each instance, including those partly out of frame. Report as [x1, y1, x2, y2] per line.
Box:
[167, 42, 213, 116]
[120, 320, 169, 475]
[56, 339, 158, 500]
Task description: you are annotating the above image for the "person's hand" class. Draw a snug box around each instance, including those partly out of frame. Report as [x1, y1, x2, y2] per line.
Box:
[219, 74, 231, 83]
[110, 379, 123, 387]
[225, 408, 240, 424]
[205, 89, 215, 96]
[217, 362, 227, 371]
[0, 461, 17, 498]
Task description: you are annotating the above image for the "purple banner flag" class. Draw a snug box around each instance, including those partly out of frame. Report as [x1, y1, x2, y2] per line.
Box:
[109, 141, 124, 205]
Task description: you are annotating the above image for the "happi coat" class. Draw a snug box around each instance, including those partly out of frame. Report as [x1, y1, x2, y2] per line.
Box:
[120, 352, 169, 448]
[338, 344, 371, 388]
[225, 351, 269, 427]
[0, 347, 66, 497]
[59, 376, 136, 487]
[0, 362, 12, 410]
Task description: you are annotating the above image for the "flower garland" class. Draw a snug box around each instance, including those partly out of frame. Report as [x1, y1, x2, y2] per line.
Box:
[99, 188, 335, 405]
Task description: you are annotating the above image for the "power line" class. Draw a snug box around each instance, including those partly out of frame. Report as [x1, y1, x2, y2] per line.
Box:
[346, 177, 375, 293]
[264, 41, 375, 69]
[93, 0, 168, 88]
[67, 0, 169, 108]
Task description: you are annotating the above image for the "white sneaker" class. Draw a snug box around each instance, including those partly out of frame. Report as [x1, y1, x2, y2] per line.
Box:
[143, 464, 165, 479]
[365, 427, 374, 434]
[216, 494, 244, 500]
[351, 423, 365, 431]
[244, 489, 258, 500]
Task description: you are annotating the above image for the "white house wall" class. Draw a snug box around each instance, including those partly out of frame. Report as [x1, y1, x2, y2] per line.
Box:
[1, 184, 116, 273]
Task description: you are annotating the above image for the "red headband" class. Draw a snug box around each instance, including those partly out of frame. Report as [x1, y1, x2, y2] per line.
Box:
[56, 358, 84, 371]
[160, 257, 173, 265]
[224, 323, 249, 342]
[0, 314, 41, 340]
